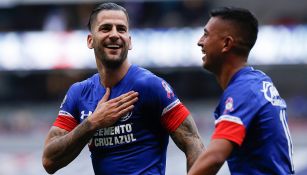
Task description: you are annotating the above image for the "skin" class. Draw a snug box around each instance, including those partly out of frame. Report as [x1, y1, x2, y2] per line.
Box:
[87, 10, 132, 88]
[42, 88, 138, 174]
[188, 16, 248, 175]
[88, 11, 205, 172]
[198, 17, 246, 89]
[188, 139, 235, 175]
[43, 9, 204, 174]
[170, 115, 205, 171]
[42, 10, 137, 174]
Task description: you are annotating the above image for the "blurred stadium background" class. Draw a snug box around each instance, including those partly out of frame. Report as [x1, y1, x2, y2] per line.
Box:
[0, 0, 307, 174]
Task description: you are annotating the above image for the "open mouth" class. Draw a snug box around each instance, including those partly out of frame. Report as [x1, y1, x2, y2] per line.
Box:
[202, 50, 206, 57]
[105, 44, 121, 49]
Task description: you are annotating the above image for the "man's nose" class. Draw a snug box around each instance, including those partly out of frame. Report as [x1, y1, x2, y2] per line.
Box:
[109, 28, 119, 40]
[197, 36, 204, 47]
[197, 40, 203, 47]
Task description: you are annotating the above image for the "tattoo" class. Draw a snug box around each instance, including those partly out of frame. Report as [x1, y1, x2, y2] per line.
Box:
[170, 115, 205, 172]
[49, 127, 68, 140]
[47, 119, 94, 154]
[43, 119, 96, 173]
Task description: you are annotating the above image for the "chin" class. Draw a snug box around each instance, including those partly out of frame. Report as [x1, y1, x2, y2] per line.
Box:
[202, 64, 209, 71]
[202, 60, 208, 69]
[202, 63, 213, 72]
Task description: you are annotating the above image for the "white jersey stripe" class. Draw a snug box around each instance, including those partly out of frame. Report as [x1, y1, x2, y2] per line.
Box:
[280, 109, 295, 172]
[215, 115, 243, 126]
[58, 110, 74, 118]
[161, 99, 180, 116]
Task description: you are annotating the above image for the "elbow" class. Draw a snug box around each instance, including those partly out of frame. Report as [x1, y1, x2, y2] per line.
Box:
[42, 157, 58, 174]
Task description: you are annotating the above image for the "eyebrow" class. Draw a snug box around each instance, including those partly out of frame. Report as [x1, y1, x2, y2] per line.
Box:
[204, 28, 209, 33]
[98, 23, 127, 29]
[117, 24, 128, 29]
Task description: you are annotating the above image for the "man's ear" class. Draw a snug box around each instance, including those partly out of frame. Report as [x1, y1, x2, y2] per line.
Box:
[87, 34, 93, 49]
[222, 36, 234, 53]
[128, 36, 132, 50]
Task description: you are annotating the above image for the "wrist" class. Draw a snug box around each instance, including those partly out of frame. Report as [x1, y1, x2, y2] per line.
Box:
[83, 117, 98, 133]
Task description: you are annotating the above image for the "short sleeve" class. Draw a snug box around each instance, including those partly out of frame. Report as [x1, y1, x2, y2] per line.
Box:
[212, 85, 261, 146]
[146, 77, 190, 132]
[53, 83, 81, 131]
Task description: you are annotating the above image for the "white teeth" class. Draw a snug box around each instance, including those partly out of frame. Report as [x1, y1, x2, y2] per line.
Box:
[107, 45, 120, 48]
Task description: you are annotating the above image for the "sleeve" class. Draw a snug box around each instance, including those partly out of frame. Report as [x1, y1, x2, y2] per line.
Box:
[147, 77, 190, 132]
[53, 83, 80, 132]
[211, 86, 261, 146]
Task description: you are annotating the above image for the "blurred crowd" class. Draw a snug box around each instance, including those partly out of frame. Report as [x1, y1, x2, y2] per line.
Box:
[1, 0, 307, 32]
[0, 0, 211, 32]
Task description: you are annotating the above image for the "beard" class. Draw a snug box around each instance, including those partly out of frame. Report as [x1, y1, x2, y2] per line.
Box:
[94, 43, 129, 70]
[202, 54, 223, 75]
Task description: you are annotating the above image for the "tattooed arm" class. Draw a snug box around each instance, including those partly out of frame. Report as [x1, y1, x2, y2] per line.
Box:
[42, 122, 95, 174]
[170, 115, 205, 172]
[42, 89, 138, 174]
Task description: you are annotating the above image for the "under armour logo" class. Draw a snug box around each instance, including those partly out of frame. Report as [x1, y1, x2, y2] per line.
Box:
[81, 110, 93, 120]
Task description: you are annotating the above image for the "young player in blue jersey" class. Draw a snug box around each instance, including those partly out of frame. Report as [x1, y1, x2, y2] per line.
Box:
[42, 2, 204, 175]
[189, 7, 295, 175]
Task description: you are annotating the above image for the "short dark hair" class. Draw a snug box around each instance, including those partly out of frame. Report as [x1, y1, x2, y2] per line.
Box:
[87, 2, 129, 31]
[210, 7, 258, 56]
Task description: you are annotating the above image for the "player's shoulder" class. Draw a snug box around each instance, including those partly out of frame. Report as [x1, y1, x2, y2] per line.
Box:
[244, 67, 273, 94]
[224, 67, 270, 100]
[132, 65, 164, 86]
[229, 67, 269, 89]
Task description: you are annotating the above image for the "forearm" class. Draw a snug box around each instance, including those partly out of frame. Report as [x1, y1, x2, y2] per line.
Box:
[43, 119, 95, 174]
[188, 151, 224, 175]
[188, 139, 234, 175]
[185, 135, 205, 171]
[170, 115, 205, 172]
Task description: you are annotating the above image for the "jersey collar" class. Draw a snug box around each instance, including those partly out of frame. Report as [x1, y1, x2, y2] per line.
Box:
[227, 66, 253, 87]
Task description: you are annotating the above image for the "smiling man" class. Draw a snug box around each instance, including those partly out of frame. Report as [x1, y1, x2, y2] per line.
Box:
[42, 2, 204, 175]
[188, 7, 294, 175]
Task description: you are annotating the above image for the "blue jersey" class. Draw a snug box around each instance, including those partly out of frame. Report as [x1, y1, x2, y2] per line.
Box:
[53, 65, 189, 175]
[212, 66, 294, 174]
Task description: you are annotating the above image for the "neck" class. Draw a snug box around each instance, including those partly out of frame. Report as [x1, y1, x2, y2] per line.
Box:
[96, 59, 131, 88]
[215, 56, 247, 90]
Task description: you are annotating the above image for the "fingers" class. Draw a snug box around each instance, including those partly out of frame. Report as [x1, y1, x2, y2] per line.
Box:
[116, 93, 138, 111]
[101, 88, 111, 103]
[108, 91, 138, 118]
[110, 91, 138, 103]
[90, 90, 138, 129]
[99, 89, 138, 112]
[113, 93, 138, 120]
[116, 105, 135, 119]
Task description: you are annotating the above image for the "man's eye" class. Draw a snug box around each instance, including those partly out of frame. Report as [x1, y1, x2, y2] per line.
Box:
[117, 27, 126, 33]
[99, 26, 111, 32]
[100, 28, 109, 32]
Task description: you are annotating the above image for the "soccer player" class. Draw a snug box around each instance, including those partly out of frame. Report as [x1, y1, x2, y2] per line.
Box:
[42, 2, 204, 175]
[188, 7, 295, 175]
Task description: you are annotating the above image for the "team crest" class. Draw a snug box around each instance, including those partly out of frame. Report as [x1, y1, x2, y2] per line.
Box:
[223, 97, 234, 114]
[162, 81, 174, 99]
[120, 111, 133, 122]
[261, 81, 286, 107]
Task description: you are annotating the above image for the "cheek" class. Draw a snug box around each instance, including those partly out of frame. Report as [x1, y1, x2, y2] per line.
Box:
[204, 38, 212, 48]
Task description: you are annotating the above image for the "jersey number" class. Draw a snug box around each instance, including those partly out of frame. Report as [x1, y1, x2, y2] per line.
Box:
[279, 109, 294, 172]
